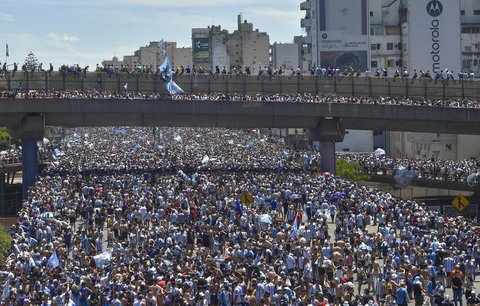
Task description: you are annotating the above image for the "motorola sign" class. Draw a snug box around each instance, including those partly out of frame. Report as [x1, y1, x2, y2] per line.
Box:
[407, 0, 460, 75]
[426, 0, 443, 17]
[322, 33, 328, 39]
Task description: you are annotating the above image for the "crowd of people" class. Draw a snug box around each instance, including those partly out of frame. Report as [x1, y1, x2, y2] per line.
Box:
[0, 126, 478, 306]
[339, 154, 480, 184]
[2, 57, 479, 80]
[1, 90, 480, 109]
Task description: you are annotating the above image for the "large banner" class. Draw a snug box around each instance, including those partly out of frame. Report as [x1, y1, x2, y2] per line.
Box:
[317, 0, 369, 70]
[408, 0, 461, 74]
[192, 37, 209, 62]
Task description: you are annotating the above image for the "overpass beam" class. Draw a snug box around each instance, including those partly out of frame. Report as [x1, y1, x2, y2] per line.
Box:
[8, 115, 45, 199]
[310, 118, 345, 175]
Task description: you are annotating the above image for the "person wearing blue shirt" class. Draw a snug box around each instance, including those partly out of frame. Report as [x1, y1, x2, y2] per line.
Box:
[396, 282, 409, 306]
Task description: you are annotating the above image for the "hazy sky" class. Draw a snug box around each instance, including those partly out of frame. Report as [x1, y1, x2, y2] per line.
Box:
[0, 0, 304, 70]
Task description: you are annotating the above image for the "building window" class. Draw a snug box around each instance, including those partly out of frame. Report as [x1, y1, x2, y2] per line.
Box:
[370, 11, 373, 17]
[387, 59, 395, 67]
[371, 61, 378, 68]
[387, 43, 394, 50]
[465, 46, 472, 52]
[370, 27, 385, 36]
[474, 10, 480, 15]
[463, 59, 472, 68]
[397, 43, 402, 50]
[371, 44, 377, 51]
[461, 10, 465, 15]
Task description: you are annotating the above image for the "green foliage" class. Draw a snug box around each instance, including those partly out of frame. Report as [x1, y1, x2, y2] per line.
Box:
[0, 128, 19, 151]
[336, 159, 371, 182]
[24, 51, 39, 71]
[0, 224, 11, 265]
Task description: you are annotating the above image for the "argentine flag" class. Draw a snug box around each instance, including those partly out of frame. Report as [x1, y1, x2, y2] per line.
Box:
[159, 57, 171, 77]
[93, 249, 112, 267]
[167, 79, 184, 94]
[47, 250, 60, 269]
[290, 213, 299, 240]
[2, 277, 9, 300]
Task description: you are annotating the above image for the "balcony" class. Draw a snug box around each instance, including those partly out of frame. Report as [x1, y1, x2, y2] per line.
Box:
[301, 18, 312, 28]
[300, 1, 311, 10]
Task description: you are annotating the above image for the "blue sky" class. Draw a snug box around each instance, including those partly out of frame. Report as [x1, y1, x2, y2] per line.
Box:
[0, 0, 304, 70]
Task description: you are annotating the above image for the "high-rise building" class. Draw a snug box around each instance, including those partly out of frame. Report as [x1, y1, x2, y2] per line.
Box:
[228, 14, 270, 73]
[301, 0, 480, 75]
[300, 0, 370, 71]
[192, 26, 229, 73]
[192, 14, 270, 73]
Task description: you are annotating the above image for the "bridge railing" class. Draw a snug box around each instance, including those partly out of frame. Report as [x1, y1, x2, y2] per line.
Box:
[0, 72, 479, 99]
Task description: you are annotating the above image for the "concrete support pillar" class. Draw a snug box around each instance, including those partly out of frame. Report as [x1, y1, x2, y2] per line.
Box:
[22, 139, 38, 198]
[320, 141, 336, 174]
[310, 117, 345, 175]
[7, 115, 45, 199]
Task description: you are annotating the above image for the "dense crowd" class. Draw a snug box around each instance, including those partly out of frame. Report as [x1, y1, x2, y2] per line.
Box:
[0, 127, 478, 306]
[1, 90, 480, 109]
[339, 154, 480, 184]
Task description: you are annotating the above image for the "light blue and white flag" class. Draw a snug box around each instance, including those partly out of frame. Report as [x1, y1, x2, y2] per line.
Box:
[166, 79, 184, 94]
[93, 249, 112, 267]
[159, 57, 171, 76]
[47, 250, 60, 269]
[246, 139, 254, 150]
[2, 277, 9, 300]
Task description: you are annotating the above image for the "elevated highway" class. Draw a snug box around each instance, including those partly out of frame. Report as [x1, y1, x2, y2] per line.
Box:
[0, 99, 479, 134]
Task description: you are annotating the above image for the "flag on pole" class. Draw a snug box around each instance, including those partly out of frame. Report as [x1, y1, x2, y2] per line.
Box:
[2, 277, 9, 300]
[47, 250, 60, 269]
[123, 83, 128, 90]
[5, 43, 9, 57]
[159, 56, 171, 77]
[290, 213, 299, 240]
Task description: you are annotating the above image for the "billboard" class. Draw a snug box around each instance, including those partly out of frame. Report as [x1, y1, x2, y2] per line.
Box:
[192, 37, 209, 62]
[316, 0, 369, 70]
[408, 0, 461, 74]
[320, 51, 368, 71]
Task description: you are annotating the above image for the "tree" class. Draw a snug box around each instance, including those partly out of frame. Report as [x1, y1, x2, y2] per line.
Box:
[0, 128, 19, 151]
[23, 51, 39, 71]
[336, 159, 371, 182]
[0, 224, 12, 265]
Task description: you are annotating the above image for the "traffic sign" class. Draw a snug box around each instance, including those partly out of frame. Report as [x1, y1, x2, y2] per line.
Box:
[452, 194, 470, 212]
[240, 191, 254, 206]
